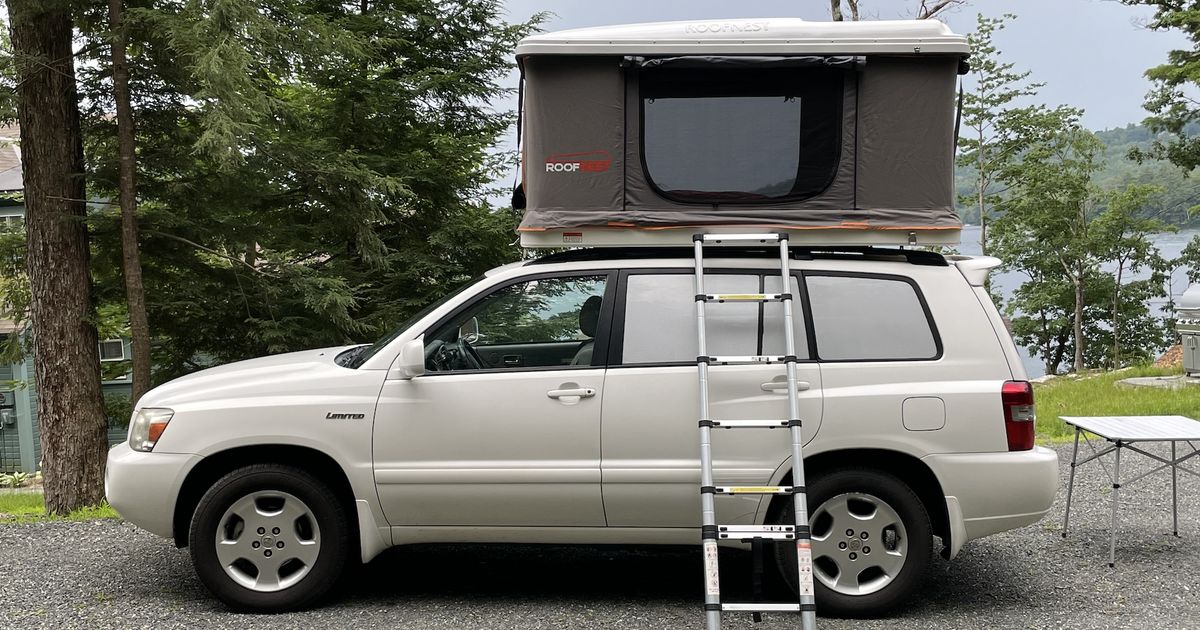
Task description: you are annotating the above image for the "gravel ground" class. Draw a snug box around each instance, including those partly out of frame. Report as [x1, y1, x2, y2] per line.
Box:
[1, 443, 1198, 630]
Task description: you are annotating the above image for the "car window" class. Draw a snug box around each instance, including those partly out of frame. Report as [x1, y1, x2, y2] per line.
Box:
[426, 275, 607, 372]
[621, 273, 807, 364]
[761, 275, 809, 358]
[805, 274, 938, 361]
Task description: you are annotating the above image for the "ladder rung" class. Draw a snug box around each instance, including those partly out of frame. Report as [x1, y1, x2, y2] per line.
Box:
[701, 355, 790, 365]
[717, 525, 796, 540]
[710, 419, 790, 429]
[721, 603, 803, 613]
[716, 486, 794, 495]
[696, 233, 785, 243]
[701, 293, 788, 303]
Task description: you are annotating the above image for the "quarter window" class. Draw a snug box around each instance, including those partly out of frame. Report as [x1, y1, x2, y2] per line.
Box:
[805, 274, 938, 361]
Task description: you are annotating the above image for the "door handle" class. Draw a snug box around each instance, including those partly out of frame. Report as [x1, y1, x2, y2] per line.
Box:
[502, 355, 523, 367]
[547, 387, 597, 399]
[761, 380, 811, 393]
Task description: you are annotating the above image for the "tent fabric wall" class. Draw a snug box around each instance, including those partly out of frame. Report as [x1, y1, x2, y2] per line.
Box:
[522, 56, 625, 217]
[518, 53, 961, 233]
[856, 56, 959, 227]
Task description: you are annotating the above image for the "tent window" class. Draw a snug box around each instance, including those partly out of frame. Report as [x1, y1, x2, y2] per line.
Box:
[640, 66, 843, 204]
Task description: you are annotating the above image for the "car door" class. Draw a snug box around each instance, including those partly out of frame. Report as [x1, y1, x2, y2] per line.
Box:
[600, 269, 823, 527]
[373, 271, 615, 526]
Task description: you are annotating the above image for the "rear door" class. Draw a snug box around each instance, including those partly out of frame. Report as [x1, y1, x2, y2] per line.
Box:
[600, 268, 823, 527]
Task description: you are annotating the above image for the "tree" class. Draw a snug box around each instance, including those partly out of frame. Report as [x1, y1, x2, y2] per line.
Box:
[73, 0, 538, 381]
[993, 114, 1100, 373]
[828, 0, 963, 20]
[1090, 184, 1171, 365]
[993, 115, 1172, 373]
[1122, 1, 1200, 171]
[7, 0, 109, 514]
[107, 0, 152, 405]
[957, 14, 1043, 256]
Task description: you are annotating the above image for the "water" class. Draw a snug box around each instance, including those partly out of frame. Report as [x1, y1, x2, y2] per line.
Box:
[955, 225, 1197, 378]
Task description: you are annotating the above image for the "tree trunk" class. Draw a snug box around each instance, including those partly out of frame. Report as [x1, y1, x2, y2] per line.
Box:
[9, 0, 108, 514]
[846, 0, 860, 20]
[1112, 260, 1123, 368]
[109, 0, 152, 405]
[1072, 274, 1085, 372]
[977, 124, 987, 257]
[830, 0, 843, 21]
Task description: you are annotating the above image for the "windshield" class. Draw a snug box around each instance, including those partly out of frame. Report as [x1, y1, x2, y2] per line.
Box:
[344, 276, 482, 368]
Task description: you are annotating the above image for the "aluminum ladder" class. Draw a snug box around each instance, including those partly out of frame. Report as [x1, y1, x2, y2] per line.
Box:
[693, 233, 817, 630]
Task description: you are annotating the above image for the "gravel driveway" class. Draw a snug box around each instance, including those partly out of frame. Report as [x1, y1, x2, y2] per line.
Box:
[1, 443, 1197, 630]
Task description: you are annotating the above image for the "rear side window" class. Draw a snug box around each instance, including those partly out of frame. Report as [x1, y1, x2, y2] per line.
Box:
[805, 274, 938, 361]
[621, 273, 808, 364]
[640, 66, 843, 204]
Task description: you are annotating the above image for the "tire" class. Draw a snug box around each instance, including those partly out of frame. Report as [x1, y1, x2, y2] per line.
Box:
[189, 464, 350, 612]
[769, 468, 933, 618]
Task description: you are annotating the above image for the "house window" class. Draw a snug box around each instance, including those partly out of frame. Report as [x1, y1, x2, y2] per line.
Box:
[98, 340, 126, 362]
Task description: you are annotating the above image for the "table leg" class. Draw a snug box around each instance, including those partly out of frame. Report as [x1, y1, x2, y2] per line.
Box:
[1172, 441, 1179, 538]
[1063, 427, 1081, 538]
[1109, 441, 1122, 568]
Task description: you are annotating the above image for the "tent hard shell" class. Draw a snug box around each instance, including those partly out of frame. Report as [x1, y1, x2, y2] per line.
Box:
[512, 18, 970, 248]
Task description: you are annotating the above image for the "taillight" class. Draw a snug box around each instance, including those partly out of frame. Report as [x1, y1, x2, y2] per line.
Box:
[1002, 381, 1035, 451]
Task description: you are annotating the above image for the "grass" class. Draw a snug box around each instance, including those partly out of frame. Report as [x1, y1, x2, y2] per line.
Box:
[1035, 365, 1199, 442]
[0, 491, 119, 524]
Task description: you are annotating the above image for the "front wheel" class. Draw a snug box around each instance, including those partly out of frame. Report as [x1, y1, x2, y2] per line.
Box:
[770, 468, 933, 618]
[189, 464, 350, 612]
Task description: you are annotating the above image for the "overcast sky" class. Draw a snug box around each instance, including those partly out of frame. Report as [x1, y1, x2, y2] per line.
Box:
[500, 0, 1191, 131]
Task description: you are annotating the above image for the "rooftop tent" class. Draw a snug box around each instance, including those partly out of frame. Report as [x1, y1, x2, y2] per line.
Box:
[514, 18, 971, 248]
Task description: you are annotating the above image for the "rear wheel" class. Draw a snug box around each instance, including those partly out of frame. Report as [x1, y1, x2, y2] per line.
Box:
[189, 464, 349, 612]
[770, 468, 932, 618]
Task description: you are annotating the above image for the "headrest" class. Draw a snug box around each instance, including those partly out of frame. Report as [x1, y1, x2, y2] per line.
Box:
[579, 295, 602, 338]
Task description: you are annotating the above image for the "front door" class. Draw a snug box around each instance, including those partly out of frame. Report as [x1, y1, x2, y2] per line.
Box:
[373, 272, 614, 526]
[601, 270, 823, 527]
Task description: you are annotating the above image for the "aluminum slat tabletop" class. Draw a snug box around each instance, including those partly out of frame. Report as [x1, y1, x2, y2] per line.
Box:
[1059, 415, 1200, 567]
[1060, 415, 1200, 441]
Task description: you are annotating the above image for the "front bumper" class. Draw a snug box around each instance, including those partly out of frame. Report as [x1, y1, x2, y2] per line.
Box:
[924, 446, 1059, 553]
[105, 442, 199, 539]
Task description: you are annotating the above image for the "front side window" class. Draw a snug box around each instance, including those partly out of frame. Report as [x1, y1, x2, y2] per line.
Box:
[640, 66, 843, 204]
[426, 275, 608, 372]
[806, 274, 938, 361]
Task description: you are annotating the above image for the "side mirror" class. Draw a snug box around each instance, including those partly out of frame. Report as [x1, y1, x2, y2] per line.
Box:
[389, 336, 426, 380]
[459, 317, 480, 344]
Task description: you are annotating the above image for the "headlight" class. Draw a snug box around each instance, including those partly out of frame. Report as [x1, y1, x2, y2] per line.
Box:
[128, 408, 174, 452]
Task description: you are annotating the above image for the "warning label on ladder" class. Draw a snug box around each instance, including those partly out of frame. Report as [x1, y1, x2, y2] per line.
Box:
[796, 541, 815, 597]
[703, 541, 721, 596]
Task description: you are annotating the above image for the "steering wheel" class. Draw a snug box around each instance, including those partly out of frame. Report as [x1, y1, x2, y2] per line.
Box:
[426, 337, 484, 371]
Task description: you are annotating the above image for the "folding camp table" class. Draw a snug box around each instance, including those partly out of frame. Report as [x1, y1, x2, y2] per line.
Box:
[1060, 416, 1200, 566]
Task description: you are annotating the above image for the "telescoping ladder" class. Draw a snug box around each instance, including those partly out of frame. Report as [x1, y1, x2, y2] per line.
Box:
[693, 233, 817, 630]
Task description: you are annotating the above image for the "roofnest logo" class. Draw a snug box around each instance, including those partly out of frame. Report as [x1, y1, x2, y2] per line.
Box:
[545, 151, 612, 173]
[684, 21, 770, 34]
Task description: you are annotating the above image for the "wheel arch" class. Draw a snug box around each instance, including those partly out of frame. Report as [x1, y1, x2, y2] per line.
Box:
[172, 444, 359, 552]
[767, 448, 952, 558]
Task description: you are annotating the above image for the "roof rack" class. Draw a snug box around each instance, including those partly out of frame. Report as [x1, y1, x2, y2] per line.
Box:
[526, 246, 948, 267]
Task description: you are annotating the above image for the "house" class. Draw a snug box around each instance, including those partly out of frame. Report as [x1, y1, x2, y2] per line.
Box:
[0, 124, 131, 474]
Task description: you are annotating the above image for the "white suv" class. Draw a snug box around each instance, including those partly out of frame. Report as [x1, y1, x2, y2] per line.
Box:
[105, 247, 1058, 616]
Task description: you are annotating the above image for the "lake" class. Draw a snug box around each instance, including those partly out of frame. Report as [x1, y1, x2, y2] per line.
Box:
[954, 225, 1197, 378]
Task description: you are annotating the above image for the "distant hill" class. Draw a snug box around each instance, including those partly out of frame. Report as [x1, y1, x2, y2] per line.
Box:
[955, 122, 1200, 227]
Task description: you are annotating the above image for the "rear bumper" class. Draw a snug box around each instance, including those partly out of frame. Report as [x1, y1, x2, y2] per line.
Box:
[924, 446, 1058, 556]
[105, 442, 198, 539]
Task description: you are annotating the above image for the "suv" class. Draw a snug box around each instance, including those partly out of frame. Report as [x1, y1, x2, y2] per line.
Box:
[105, 247, 1058, 616]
